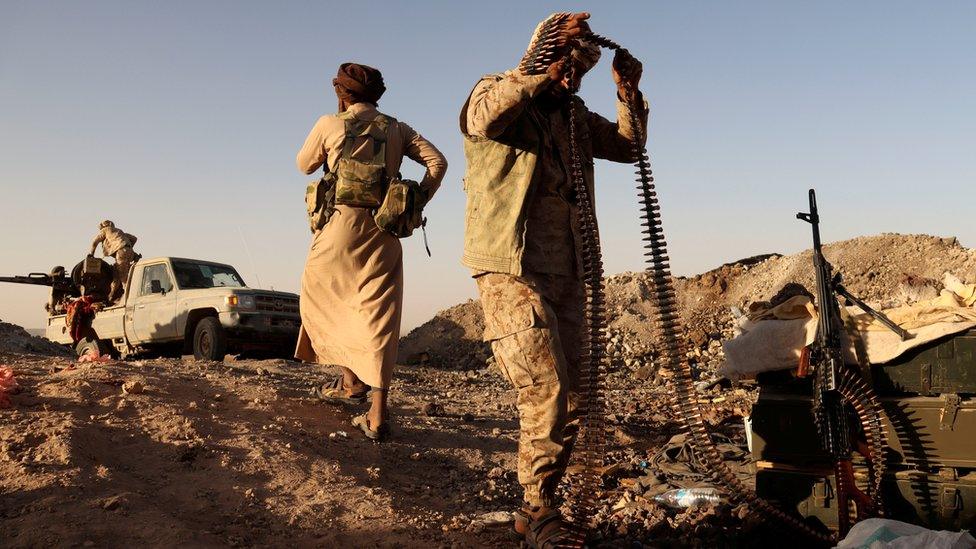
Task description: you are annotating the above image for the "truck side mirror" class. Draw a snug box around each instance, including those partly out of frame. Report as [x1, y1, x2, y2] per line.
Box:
[150, 279, 164, 294]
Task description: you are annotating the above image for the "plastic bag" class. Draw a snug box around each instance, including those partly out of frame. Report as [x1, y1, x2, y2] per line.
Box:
[836, 518, 976, 549]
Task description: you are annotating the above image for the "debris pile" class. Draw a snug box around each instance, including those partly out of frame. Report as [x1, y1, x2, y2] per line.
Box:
[0, 320, 72, 357]
[396, 233, 976, 542]
[402, 234, 976, 379]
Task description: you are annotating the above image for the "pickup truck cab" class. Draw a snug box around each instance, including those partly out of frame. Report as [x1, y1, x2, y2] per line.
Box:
[46, 257, 300, 360]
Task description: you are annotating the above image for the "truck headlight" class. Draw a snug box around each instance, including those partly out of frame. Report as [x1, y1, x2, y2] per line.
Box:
[225, 295, 256, 310]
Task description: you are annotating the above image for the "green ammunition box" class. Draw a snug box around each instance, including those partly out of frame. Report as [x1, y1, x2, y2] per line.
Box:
[874, 329, 976, 395]
[750, 329, 976, 533]
[750, 393, 976, 469]
[756, 466, 976, 532]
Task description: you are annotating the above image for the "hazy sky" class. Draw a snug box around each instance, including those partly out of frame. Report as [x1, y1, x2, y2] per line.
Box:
[1, 1, 974, 332]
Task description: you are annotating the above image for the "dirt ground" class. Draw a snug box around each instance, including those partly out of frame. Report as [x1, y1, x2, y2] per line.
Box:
[1, 349, 760, 548]
[2, 233, 974, 548]
[0, 352, 529, 548]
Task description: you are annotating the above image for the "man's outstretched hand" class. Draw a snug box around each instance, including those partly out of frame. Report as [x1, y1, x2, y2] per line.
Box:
[559, 12, 591, 45]
[612, 49, 642, 102]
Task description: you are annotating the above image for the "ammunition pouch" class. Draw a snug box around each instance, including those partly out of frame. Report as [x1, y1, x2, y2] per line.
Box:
[305, 171, 337, 234]
[374, 178, 428, 238]
[333, 112, 391, 208]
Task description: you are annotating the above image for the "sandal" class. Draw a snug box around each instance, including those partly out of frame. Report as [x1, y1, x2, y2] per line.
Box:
[311, 377, 369, 405]
[351, 414, 391, 442]
[522, 508, 581, 549]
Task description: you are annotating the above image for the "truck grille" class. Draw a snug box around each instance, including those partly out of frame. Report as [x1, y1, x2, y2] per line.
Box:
[255, 295, 299, 314]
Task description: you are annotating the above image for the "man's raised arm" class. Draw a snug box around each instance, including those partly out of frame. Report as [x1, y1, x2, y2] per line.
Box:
[588, 48, 648, 163]
[463, 72, 551, 139]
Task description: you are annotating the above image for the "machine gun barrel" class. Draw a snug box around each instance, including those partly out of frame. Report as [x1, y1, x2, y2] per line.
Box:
[0, 273, 55, 286]
[0, 272, 77, 293]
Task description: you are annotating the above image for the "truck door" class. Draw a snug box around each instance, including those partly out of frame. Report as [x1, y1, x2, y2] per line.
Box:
[129, 263, 178, 342]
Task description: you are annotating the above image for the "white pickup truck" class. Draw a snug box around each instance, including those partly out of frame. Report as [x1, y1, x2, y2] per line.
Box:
[45, 257, 300, 360]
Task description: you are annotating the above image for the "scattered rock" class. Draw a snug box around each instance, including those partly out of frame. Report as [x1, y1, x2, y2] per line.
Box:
[473, 510, 512, 526]
[101, 495, 124, 511]
[423, 402, 446, 417]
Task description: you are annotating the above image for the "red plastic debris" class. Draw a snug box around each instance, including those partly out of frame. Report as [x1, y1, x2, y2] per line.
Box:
[0, 366, 18, 409]
[78, 350, 112, 364]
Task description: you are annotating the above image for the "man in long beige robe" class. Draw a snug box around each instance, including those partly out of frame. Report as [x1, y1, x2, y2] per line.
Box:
[295, 63, 447, 440]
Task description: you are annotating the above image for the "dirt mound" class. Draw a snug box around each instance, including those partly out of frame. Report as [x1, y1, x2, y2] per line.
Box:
[398, 299, 489, 370]
[0, 320, 72, 357]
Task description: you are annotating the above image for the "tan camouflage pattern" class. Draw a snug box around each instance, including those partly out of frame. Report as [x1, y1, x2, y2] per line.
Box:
[110, 245, 136, 302]
[305, 172, 338, 234]
[476, 270, 583, 507]
[297, 103, 446, 200]
[89, 224, 138, 302]
[333, 113, 390, 208]
[461, 70, 648, 276]
[89, 226, 136, 257]
[373, 178, 425, 238]
[334, 161, 385, 207]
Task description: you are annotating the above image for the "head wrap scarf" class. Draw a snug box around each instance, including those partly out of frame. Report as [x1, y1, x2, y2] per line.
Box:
[332, 62, 386, 110]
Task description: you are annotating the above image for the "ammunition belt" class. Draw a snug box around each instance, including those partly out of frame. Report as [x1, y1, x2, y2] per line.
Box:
[518, 12, 889, 544]
[514, 14, 838, 542]
[578, 32, 836, 543]
[836, 365, 889, 520]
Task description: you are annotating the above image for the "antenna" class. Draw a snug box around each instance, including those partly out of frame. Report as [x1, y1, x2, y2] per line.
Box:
[237, 226, 262, 288]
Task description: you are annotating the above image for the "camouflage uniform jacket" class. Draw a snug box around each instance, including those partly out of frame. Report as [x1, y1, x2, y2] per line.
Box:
[460, 70, 648, 276]
[90, 227, 136, 257]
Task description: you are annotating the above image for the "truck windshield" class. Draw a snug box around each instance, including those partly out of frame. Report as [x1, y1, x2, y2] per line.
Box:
[172, 260, 245, 289]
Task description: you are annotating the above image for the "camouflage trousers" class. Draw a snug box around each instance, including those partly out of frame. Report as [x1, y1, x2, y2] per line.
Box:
[111, 246, 136, 301]
[475, 271, 583, 508]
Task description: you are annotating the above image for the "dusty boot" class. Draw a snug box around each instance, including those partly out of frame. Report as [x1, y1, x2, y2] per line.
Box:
[520, 505, 580, 548]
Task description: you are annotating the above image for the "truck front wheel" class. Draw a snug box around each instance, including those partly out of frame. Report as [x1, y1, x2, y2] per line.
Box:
[192, 317, 227, 361]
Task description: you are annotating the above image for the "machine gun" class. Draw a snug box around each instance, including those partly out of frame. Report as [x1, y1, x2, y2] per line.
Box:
[0, 271, 76, 293]
[797, 189, 909, 535]
[0, 268, 80, 314]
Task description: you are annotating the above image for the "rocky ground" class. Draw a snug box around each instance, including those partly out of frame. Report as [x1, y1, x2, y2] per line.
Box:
[2, 234, 974, 548]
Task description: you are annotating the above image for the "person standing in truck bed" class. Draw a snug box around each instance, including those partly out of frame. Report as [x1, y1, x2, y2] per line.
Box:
[295, 62, 447, 441]
[88, 220, 139, 303]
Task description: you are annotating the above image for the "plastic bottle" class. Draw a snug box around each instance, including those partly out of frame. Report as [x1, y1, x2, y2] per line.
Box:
[652, 488, 723, 509]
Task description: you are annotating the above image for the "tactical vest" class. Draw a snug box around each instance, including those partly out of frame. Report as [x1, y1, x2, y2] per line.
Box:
[334, 110, 393, 208]
[460, 75, 595, 275]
